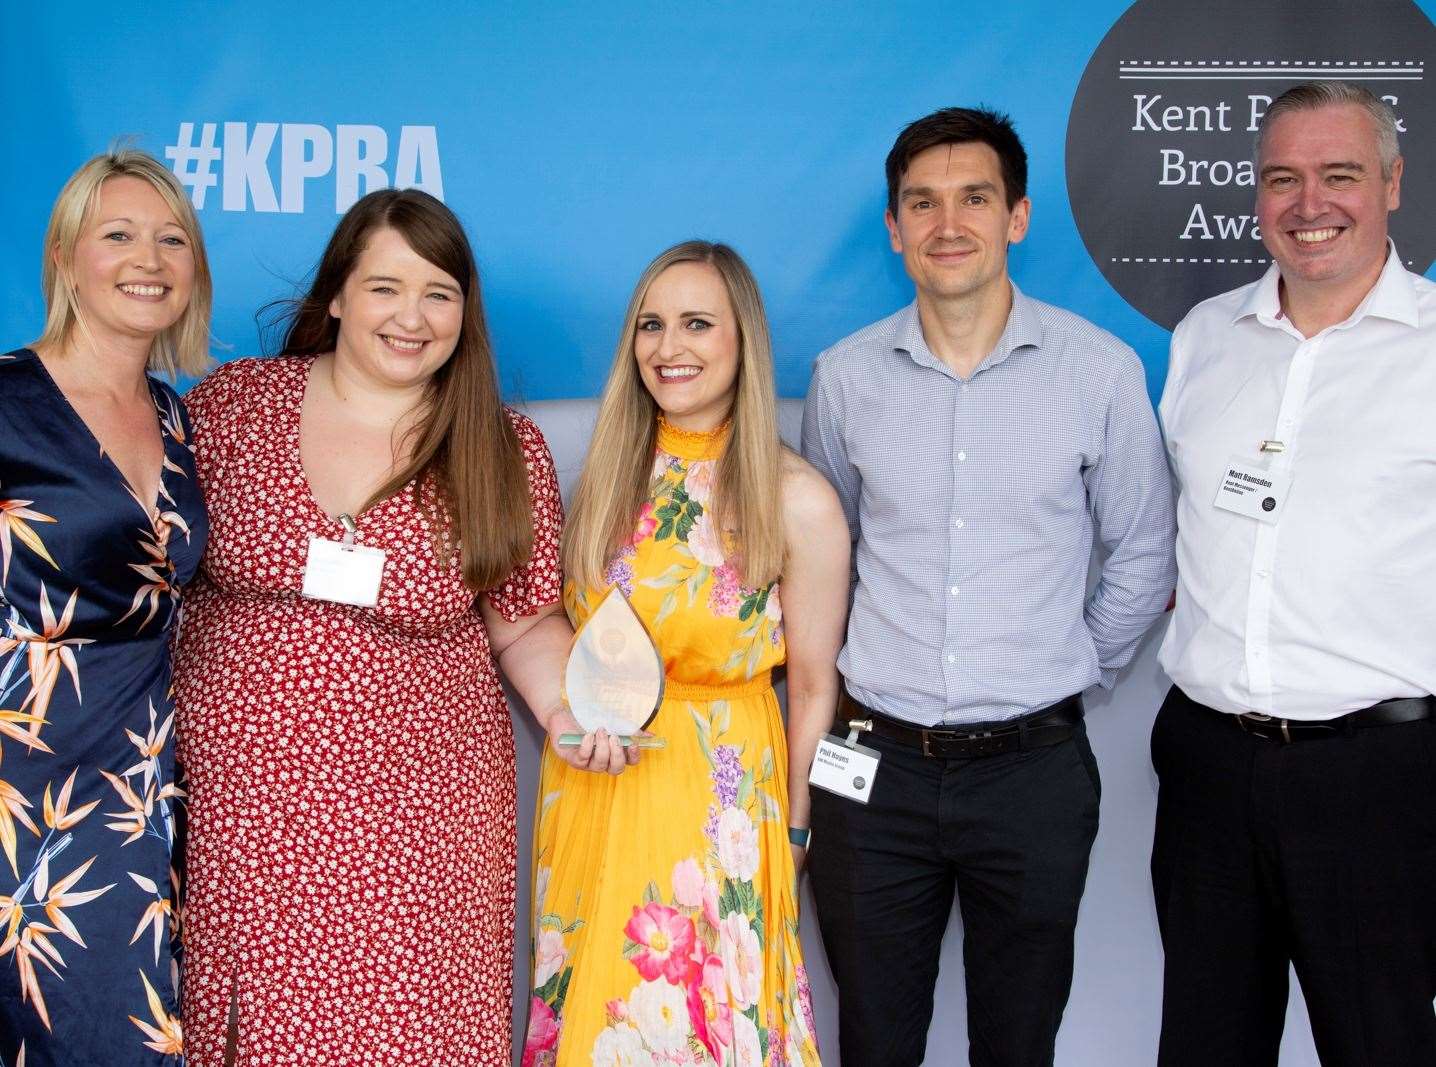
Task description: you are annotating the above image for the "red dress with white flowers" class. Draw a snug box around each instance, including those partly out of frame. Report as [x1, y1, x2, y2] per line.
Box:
[172, 356, 562, 1066]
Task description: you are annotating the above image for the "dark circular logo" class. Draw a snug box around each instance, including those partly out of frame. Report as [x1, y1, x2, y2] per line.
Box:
[1066, 0, 1436, 329]
[1261, 496, 1277, 512]
[852, 776, 866, 790]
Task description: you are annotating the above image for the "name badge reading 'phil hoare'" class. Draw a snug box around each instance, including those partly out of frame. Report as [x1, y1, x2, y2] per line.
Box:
[1212, 456, 1292, 525]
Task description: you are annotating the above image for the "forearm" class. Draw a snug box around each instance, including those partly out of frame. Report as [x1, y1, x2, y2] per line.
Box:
[1086, 543, 1175, 672]
[785, 678, 838, 828]
[495, 611, 572, 729]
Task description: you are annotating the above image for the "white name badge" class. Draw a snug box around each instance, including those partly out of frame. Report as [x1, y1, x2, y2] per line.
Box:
[809, 735, 881, 804]
[1213, 456, 1293, 525]
[301, 537, 386, 607]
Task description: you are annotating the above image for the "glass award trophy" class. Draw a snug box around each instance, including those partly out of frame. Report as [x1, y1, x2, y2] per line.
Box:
[558, 587, 666, 749]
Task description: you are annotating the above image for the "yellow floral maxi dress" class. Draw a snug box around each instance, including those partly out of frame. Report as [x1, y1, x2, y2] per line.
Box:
[523, 419, 822, 1067]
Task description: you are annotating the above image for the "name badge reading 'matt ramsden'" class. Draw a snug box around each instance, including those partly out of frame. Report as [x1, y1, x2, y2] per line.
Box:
[1213, 455, 1292, 525]
[559, 587, 666, 748]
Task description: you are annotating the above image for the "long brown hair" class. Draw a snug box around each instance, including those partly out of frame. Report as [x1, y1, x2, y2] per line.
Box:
[272, 188, 531, 590]
[564, 241, 784, 590]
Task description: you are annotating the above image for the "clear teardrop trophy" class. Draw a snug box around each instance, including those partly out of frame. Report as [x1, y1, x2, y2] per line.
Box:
[558, 587, 666, 749]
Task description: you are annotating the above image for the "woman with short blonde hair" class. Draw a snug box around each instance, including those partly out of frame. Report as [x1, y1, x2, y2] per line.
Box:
[34, 147, 212, 379]
[0, 147, 210, 1065]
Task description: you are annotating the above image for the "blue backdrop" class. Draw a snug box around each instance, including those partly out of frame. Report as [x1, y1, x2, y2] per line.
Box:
[18, 0, 1418, 405]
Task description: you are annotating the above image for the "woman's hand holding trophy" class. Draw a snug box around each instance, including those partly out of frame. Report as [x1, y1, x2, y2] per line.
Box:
[552, 588, 665, 774]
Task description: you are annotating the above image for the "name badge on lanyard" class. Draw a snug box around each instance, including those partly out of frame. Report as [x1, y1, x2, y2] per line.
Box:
[809, 719, 881, 804]
[302, 513, 386, 607]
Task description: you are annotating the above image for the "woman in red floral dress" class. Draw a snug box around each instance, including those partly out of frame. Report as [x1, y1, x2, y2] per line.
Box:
[172, 189, 579, 1065]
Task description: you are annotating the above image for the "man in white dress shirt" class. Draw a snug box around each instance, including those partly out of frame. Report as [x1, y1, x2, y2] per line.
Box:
[1154, 80, 1436, 1067]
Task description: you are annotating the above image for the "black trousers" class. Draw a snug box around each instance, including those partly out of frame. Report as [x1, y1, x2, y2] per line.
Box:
[1151, 686, 1436, 1067]
[808, 718, 1100, 1067]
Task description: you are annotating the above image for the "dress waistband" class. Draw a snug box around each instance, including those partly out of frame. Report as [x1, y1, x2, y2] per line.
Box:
[664, 672, 773, 702]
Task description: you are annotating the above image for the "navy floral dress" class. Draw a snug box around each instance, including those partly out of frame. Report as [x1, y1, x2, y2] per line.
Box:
[0, 348, 205, 1067]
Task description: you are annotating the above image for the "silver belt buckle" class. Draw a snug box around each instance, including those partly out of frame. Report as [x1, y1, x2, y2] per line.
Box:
[1239, 712, 1291, 742]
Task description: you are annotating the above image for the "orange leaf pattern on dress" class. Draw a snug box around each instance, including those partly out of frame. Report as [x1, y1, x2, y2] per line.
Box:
[0, 496, 58, 585]
[0, 584, 93, 737]
[128, 970, 183, 1055]
[0, 347, 202, 1063]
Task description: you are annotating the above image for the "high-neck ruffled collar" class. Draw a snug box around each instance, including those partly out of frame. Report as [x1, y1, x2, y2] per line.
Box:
[656, 415, 729, 462]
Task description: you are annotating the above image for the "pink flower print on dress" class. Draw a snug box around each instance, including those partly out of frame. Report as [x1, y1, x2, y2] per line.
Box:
[702, 879, 722, 929]
[716, 807, 760, 882]
[631, 501, 659, 545]
[732, 1012, 764, 1067]
[765, 583, 781, 622]
[685, 952, 733, 1062]
[708, 562, 740, 617]
[533, 927, 567, 988]
[521, 995, 560, 1067]
[629, 979, 690, 1055]
[590, 1022, 652, 1067]
[683, 459, 716, 506]
[671, 858, 705, 909]
[687, 511, 727, 568]
[625, 902, 698, 984]
[795, 963, 817, 1041]
[719, 911, 764, 1010]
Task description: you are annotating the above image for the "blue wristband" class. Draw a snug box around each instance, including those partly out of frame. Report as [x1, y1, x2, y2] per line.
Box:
[788, 826, 811, 849]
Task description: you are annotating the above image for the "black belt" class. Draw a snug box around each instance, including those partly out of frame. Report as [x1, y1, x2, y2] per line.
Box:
[839, 689, 1083, 759]
[1194, 692, 1434, 743]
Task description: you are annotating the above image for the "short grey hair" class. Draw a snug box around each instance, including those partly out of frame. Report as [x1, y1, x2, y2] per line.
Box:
[1256, 80, 1401, 179]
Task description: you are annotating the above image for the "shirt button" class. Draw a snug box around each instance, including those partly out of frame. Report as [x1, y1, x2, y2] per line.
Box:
[946, 653, 956, 664]
[957, 451, 967, 462]
[953, 518, 965, 528]
[949, 586, 960, 596]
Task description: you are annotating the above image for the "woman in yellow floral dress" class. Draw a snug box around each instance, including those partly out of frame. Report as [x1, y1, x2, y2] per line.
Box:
[523, 242, 850, 1067]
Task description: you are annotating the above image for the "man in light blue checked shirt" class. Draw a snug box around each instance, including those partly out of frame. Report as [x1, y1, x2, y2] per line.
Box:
[800, 106, 1175, 1067]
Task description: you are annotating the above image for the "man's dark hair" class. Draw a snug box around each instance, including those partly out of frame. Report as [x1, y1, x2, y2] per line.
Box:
[885, 106, 1028, 214]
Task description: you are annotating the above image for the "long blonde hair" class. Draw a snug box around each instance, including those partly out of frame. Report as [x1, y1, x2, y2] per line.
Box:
[34, 147, 212, 379]
[270, 189, 532, 591]
[565, 241, 784, 590]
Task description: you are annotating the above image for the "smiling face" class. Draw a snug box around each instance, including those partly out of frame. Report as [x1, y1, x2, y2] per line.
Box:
[66, 175, 195, 348]
[1257, 103, 1401, 302]
[633, 261, 740, 433]
[327, 226, 465, 391]
[885, 141, 1030, 308]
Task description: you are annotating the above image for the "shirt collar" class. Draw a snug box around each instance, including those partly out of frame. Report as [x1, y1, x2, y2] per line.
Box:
[1234, 240, 1419, 331]
[893, 282, 1045, 374]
